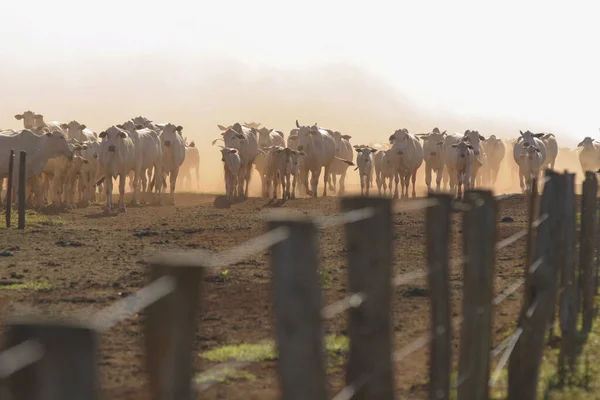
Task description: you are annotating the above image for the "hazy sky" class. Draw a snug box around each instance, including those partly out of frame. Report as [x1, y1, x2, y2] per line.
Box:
[2, 0, 598, 145]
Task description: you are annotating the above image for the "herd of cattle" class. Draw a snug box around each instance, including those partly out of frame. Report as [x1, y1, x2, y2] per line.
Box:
[0, 111, 200, 213]
[0, 112, 598, 212]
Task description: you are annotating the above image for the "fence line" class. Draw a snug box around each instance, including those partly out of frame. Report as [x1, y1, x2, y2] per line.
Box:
[2, 170, 599, 400]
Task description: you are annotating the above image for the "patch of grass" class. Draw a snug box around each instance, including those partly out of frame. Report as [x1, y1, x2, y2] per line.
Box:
[199, 334, 349, 364]
[0, 280, 52, 292]
[195, 367, 256, 386]
[319, 269, 334, 288]
[0, 210, 64, 229]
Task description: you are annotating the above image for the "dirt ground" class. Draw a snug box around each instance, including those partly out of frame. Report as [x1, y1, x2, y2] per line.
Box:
[0, 189, 538, 399]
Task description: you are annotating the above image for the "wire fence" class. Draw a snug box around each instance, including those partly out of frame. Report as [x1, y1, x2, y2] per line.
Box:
[0, 169, 598, 400]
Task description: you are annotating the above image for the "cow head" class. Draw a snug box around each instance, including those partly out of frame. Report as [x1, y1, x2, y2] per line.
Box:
[161, 123, 183, 147]
[63, 120, 88, 138]
[42, 130, 74, 160]
[451, 141, 474, 159]
[294, 120, 322, 153]
[14, 110, 38, 130]
[389, 128, 410, 155]
[99, 126, 128, 152]
[33, 114, 46, 129]
[461, 130, 485, 155]
[577, 137, 596, 150]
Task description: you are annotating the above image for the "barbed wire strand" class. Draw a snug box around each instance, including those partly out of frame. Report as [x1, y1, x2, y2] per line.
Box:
[91, 275, 177, 331]
[0, 339, 44, 379]
[489, 327, 523, 387]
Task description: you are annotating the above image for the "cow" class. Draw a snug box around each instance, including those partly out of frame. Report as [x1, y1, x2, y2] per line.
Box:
[328, 131, 354, 195]
[440, 133, 464, 193]
[77, 140, 101, 205]
[97, 126, 136, 214]
[61, 121, 98, 142]
[481, 134, 506, 187]
[577, 137, 600, 174]
[14, 111, 39, 130]
[388, 128, 424, 199]
[180, 140, 200, 190]
[118, 121, 163, 204]
[270, 146, 305, 201]
[373, 149, 395, 197]
[213, 123, 260, 199]
[289, 120, 354, 197]
[255, 126, 286, 149]
[517, 145, 543, 193]
[416, 127, 447, 192]
[220, 146, 242, 202]
[32, 114, 67, 136]
[253, 148, 274, 198]
[450, 140, 475, 200]
[0, 130, 73, 208]
[354, 146, 377, 196]
[158, 123, 186, 204]
[461, 130, 487, 188]
[513, 130, 548, 189]
[538, 133, 558, 170]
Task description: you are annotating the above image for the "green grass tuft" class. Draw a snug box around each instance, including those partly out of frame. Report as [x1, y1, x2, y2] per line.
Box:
[0, 280, 52, 291]
[0, 210, 64, 229]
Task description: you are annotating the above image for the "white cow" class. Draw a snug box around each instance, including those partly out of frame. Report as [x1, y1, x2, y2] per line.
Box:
[461, 130, 487, 188]
[213, 123, 260, 199]
[354, 146, 377, 196]
[32, 114, 67, 136]
[180, 141, 200, 190]
[451, 141, 476, 200]
[440, 133, 463, 192]
[518, 145, 543, 193]
[14, 111, 39, 130]
[119, 121, 163, 204]
[61, 121, 98, 143]
[539, 133, 558, 170]
[158, 123, 186, 204]
[0, 130, 73, 208]
[373, 149, 395, 197]
[41, 141, 89, 208]
[513, 130, 548, 192]
[388, 128, 424, 199]
[255, 126, 286, 149]
[416, 128, 447, 192]
[289, 120, 354, 197]
[328, 131, 354, 195]
[270, 146, 305, 201]
[481, 134, 506, 187]
[220, 147, 242, 202]
[98, 126, 136, 214]
[77, 140, 101, 205]
[577, 137, 600, 174]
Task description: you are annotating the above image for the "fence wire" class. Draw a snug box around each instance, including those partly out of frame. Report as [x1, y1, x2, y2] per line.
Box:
[0, 339, 44, 379]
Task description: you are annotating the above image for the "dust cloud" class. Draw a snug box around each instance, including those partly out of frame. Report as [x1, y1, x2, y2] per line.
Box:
[0, 54, 586, 197]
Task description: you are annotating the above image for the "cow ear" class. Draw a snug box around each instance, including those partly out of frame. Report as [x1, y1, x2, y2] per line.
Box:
[388, 134, 395, 142]
[60, 123, 68, 129]
[370, 148, 377, 153]
[467, 145, 474, 149]
[230, 149, 238, 154]
[119, 131, 127, 139]
[99, 131, 107, 138]
[189, 142, 195, 147]
[299, 151, 305, 156]
[451, 144, 458, 148]
[355, 148, 361, 153]
[342, 135, 352, 140]
[519, 130, 524, 136]
[533, 133, 544, 138]
[577, 141, 584, 147]
[45, 131, 53, 137]
[218, 124, 227, 131]
[176, 125, 183, 132]
[81, 124, 87, 130]
[83, 159, 90, 164]
[437, 141, 444, 145]
[479, 135, 486, 141]
[287, 136, 297, 141]
[236, 134, 245, 139]
[116, 124, 124, 129]
[135, 124, 144, 130]
[14, 114, 23, 120]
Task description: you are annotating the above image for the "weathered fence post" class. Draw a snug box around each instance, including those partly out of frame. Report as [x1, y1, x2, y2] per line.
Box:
[559, 173, 577, 378]
[144, 254, 204, 400]
[580, 171, 597, 333]
[17, 151, 26, 230]
[425, 194, 452, 400]
[267, 215, 327, 400]
[2, 316, 99, 400]
[5, 149, 14, 228]
[341, 197, 395, 400]
[525, 177, 538, 271]
[457, 190, 497, 400]
[508, 170, 564, 400]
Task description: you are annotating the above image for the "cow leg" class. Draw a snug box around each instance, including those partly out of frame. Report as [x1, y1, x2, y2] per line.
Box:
[243, 162, 252, 199]
[518, 167, 525, 193]
[435, 168, 443, 192]
[103, 175, 112, 214]
[322, 166, 330, 197]
[339, 171, 347, 196]
[169, 167, 179, 205]
[411, 171, 417, 198]
[118, 173, 127, 212]
[132, 166, 141, 206]
[425, 163, 432, 192]
[328, 173, 336, 192]
[457, 173, 463, 200]
[393, 171, 400, 199]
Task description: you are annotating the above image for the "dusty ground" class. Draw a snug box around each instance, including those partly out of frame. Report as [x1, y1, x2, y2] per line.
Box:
[0, 190, 539, 399]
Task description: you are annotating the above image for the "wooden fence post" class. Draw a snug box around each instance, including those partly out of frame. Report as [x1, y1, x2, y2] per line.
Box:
[341, 197, 395, 400]
[425, 194, 452, 400]
[2, 316, 99, 400]
[5, 149, 14, 228]
[267, 215, 327, 400]
[580, 171, 597, 333]
[559, 173, 577, 378]
[144, 255, 204, 400]
[457, 190, 497, 400]
[508, 171, 564, 400]
[17, 151, 26, 230]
